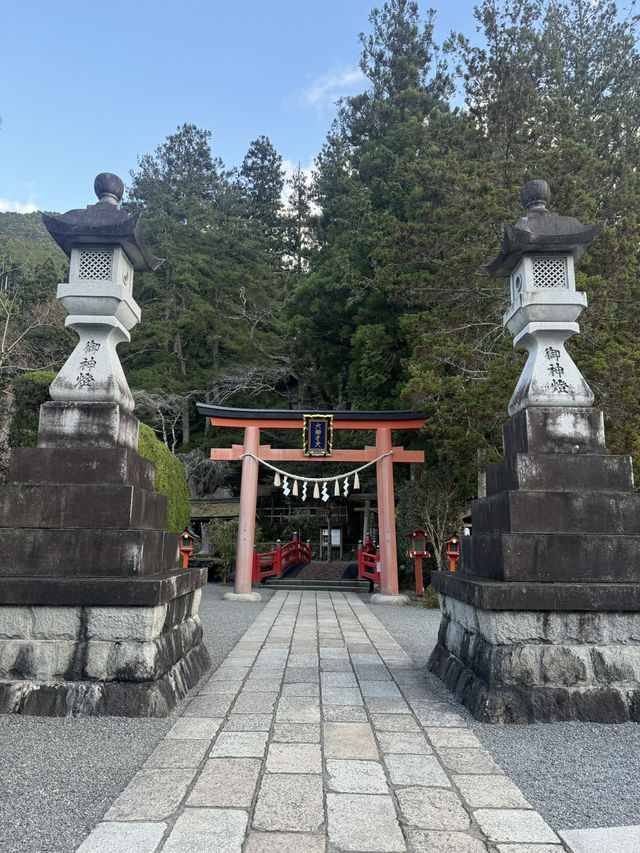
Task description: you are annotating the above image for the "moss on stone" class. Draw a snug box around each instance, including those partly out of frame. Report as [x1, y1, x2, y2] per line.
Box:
[9, 371, 57, 448]
[137, 422, 191, 533]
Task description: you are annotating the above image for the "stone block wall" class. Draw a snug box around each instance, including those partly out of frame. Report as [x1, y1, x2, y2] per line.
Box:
[0, 590, 208, 716]
[430, 596, 640, 723]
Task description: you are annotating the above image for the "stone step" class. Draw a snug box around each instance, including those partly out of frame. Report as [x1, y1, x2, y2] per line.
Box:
[9, 446, 155, 489]
[486, 452, 634, 495]
[261, 578, 371, 592]
[0, 528, 179, 578]
[461, 532, 640, 583]
[0, 483, 166, 530]
[471, 489, 640, 536]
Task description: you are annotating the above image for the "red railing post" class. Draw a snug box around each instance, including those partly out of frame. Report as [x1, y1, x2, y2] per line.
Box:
[414, 555, 423, 596]
[275, 539, 282, 577]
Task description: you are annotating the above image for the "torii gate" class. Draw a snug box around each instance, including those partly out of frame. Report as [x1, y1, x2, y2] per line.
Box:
[197, 405, 425, 603]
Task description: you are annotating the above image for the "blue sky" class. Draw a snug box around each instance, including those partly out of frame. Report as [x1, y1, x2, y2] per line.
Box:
[1, 1, 481, 214]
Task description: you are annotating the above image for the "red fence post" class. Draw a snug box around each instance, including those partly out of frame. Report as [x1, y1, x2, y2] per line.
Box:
[414, 555, 423, 596]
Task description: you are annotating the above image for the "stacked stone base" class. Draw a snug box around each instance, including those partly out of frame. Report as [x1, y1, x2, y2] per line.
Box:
[0, 589, 210, 717]
[0, 402, 210, 717]
[429, 594, 640, 723]
[430, 406, 640, 723]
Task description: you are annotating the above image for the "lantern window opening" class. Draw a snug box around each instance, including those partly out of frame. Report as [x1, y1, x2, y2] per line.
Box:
[77, 248, 114, 281]
[531, 255, 568, 289]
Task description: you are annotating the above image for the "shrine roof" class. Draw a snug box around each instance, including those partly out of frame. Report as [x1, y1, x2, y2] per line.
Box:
[197, 404, 425, 430]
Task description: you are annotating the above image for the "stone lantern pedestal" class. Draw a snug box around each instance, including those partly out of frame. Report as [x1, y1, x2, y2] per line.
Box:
[429, 182, 640, 723]
[0, 175, 210, 716]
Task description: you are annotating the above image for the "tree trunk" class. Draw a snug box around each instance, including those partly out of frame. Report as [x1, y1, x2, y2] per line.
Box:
[0, 385, 14, 483]
[198, 521, 212, 555]
[181, 396, 190, 446]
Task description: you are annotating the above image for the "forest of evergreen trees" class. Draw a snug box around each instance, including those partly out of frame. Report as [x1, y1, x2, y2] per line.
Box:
[2, 0, 640, 558]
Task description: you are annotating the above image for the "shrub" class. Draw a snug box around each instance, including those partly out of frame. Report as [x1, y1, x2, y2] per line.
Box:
[137, 422, 191, 532]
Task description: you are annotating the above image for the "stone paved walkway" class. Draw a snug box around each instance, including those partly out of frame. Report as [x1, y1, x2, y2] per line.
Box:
[76, 591, 568, 853]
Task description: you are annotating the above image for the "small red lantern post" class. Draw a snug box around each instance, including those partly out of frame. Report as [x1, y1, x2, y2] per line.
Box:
[180, 529, 195, 569]
[406, 529, 430, 596]
[443, 533, 461, 572]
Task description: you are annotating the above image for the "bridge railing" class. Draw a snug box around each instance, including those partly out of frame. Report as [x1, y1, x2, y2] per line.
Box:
[357, 538, 380, 584]
[252, 534, 311, 582]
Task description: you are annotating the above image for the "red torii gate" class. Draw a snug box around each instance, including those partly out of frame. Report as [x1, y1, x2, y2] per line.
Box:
[197, 405, 425, 603]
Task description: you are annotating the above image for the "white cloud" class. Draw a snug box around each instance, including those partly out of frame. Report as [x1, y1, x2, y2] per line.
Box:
[299, 66, 366, 113]
[0, 198, 38, 213]
[280, 158, 318, 211]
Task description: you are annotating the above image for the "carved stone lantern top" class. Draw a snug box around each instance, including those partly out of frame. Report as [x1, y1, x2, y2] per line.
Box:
[483, 180, 604, 278]
[483, 180, 603, 416]
[41, 173, 162, 413]
[42, 172, 163, 272]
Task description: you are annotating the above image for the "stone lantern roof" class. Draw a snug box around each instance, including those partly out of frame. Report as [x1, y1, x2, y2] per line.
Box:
[483, 179, 604, 277]
[42, 172, 163, 272]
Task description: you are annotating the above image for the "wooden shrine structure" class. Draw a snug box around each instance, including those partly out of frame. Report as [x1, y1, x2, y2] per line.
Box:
[197, 405, 425, 602]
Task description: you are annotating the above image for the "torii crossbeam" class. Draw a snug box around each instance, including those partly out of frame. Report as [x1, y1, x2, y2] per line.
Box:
[197, 405, 425, 603]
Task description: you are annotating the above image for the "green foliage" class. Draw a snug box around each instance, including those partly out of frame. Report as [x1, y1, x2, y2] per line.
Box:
[209, 517, 240, 584]
[137, 422, 191, 532]
[8, 370, 56, 447]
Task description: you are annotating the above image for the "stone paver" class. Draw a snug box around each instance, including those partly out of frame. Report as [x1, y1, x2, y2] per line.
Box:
[144, 738, 210, 768]
[496, 845, 564, 853]
[384, 753, 451, 787]
[396, 786, 470, 830]
[425, 727, 485, 749]
[104, 768, 196, 821]
[405, 828, 489, 852]
[272, 722, 321, 742]
[558, 825, 640, 852]
[75, 591, 565, 853]
[253, 773, 324, 831]
[162, 808, 248, 853]
[377, 730, 432, 754]
[326, 758, 389, 793]
[474, 809, 560, 844]
[266, 742, 322, 773]
[165, 717, 222, 740]
[210, 731, 269, 758]
[327, 793, 405, 852]
[245, 832, 326, 852]
[76, 821, 167, 853]
[324, 721, 378, 758]
[439, 746, 505, 775]
[454, 774, 532, 809]
[187, 758, 261, 807]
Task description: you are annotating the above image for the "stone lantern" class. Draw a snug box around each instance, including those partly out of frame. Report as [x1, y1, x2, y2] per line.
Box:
[0, 174, 210, 717]
[42, 172, 161, 412]
[484, 179, 602, 414]
[428, 181, 640, 724]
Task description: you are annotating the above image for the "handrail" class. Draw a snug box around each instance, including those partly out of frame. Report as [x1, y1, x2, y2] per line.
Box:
[252, 535, 311, 582]
[357, 538, 380, 584]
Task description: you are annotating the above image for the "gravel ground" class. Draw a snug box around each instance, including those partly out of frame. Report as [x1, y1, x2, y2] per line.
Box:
[0, 584, 271, 853]
[368, 592, 640, 832]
